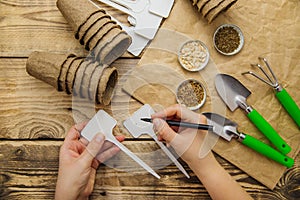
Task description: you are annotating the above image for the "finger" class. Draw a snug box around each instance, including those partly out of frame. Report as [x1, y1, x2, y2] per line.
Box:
[154, 104, 203, 124]
[177, 105, 201, 123]
[79, 135, 125, 155]
[153, 118, 177, 143]
[96, 146, 120, 163]
[64, 125, 81, 141]
[200, 114, 207, 124]
[97, 135, 125, 153]
[157, 134, 163, 141]
[64, 121, 88, 142]
[74, 121, 88, 132]
[151, 104, 182, 119]
[80, 133, 105, 166]
[152, 104, 195, 122]
[91, 158, 100, 170]
[96, 140, 116, 155]
[115, 135, 125, 142]
[157, 134, 168, 144]
[79, 136, 89, 146]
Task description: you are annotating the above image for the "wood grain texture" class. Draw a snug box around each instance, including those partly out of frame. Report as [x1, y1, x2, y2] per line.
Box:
[1, 141, 299, 199]
[1, 0, 299, 199]
[0, 0, 133, 57]
[0, 58, 140, 139]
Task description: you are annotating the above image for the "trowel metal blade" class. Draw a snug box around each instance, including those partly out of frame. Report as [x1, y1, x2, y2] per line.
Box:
[215, 74, 251, 111]
[202, 112, 238, 141]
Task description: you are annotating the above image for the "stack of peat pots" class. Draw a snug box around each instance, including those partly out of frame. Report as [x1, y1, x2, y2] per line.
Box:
[191, 0, 238, 23]
[26, 0, 132, 105]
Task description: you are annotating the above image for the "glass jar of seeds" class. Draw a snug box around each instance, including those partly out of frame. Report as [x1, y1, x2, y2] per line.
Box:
[213, 24, 244, 56]
[176, 79, 206, 110]
[178, 40, 210, 71]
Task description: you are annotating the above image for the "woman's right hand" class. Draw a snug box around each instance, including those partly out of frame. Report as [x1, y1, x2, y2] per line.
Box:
[151, 104, 214, 167]
[151, 104, 253, 200]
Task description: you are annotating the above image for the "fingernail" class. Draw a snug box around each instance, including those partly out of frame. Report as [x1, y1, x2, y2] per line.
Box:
[95, 134, 104, 143]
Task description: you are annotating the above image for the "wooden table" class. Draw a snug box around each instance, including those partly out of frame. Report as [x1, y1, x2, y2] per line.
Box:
[0, 1, 299, 199]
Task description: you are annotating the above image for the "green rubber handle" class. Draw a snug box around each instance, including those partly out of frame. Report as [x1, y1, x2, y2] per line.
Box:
[242, 134, 294, 168]
[247, 109, 291, 155]
[276, 88, 300, 128]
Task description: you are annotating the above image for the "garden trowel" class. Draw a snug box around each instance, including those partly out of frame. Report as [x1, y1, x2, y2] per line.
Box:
[203, 112, 294, 168]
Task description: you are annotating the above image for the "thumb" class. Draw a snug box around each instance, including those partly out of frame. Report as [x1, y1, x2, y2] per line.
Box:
[153, 118, 177, 143]
[80, 133, 105, 166]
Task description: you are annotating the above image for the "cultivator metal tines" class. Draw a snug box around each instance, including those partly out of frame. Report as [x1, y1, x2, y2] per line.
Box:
[242, 57, 282, 91]
[242, 57, 300, 128]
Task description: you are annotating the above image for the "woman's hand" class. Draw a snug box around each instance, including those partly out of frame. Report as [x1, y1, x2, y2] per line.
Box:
[55, 123, 125, 200]
[151, 104, 253, 200]
[151, 104, 210, 166]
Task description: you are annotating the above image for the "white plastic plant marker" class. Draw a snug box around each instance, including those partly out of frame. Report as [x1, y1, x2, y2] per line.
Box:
[97, 0, 163, 40]
[81, 110, 160, 179]
[110, 0, 174, 18]
[91, 1, 150, 56]
[123, 104, 190, 178]
[149, 0, 174, 18]
[94, 0, 174, 56]
[123, 104, 154, 138]
[126, 30, 150, 56]
[110, 0, 149, 13]
[112, 17, 150, 56]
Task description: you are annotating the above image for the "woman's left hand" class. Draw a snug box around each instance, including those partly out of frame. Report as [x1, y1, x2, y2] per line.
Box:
[55, 123, 125, 200]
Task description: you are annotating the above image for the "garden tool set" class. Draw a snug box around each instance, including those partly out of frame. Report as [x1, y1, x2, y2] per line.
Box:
[207, 57, 299, 168]
[215, 73, 291, 154]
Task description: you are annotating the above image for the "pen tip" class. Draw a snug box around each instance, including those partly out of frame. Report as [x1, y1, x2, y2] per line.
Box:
[140, 118, 152, 122]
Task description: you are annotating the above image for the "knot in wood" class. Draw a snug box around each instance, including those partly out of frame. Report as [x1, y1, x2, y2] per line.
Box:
[14, 148, 25, 157]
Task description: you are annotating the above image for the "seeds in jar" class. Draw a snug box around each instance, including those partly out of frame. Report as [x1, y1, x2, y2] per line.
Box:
[178, 40, 209, 71]
[177, 79, 205, 108]
[214, 26, 240, 54]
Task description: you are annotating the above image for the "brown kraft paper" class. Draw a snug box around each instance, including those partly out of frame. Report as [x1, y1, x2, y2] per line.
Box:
[122, 0, 300, 189]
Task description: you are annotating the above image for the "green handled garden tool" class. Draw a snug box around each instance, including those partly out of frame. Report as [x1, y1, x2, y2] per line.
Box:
[242, 57, 300, 129]
[215, 73, 291, 155]
[203, 112, 294, 168]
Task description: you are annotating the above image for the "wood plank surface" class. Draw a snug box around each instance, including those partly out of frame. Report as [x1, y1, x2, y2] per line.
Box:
[0, 58, 140, 139]
[0, 0, 132, 57]
[1, 140, 299, 200]
[1, 0, 300, 199]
